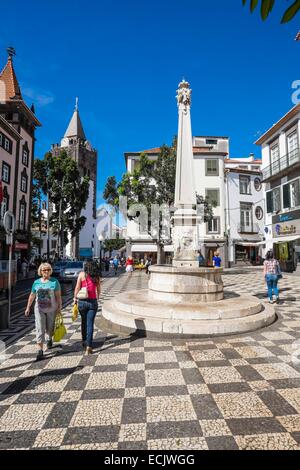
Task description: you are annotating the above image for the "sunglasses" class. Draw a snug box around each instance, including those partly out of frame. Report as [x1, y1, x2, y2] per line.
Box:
[42, 269, 51, 272]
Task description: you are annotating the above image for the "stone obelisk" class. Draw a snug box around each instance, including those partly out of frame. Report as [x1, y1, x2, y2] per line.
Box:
[173, 79, 199, 268]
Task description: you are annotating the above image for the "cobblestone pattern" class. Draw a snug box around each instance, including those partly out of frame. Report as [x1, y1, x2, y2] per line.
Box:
[0, 268, 300, 450]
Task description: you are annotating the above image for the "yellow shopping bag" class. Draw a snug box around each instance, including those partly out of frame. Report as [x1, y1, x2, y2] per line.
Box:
[53, 313, 67, 342]
[72, 303, 79, 322]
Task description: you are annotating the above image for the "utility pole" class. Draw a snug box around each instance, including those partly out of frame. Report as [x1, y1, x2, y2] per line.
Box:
[47, 192, 50, 261]
[58, 177, 65, 260]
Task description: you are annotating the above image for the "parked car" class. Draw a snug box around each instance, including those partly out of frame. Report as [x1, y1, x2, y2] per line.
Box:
[60, 261, 84, 283]
[52, 261, 68, 279]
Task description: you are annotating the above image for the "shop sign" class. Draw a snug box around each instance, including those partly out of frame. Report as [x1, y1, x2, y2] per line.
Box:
[273, 220, 300, 238]
[15, 243, 28, 250]
[275, 224, 296, 236]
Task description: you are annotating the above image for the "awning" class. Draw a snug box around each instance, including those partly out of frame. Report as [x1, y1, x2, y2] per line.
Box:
[235, 242, 262, 247]
[256, 235, 300, 245]
[131, 244, 157, 252]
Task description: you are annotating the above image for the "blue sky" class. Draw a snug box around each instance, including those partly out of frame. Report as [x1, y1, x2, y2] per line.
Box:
[0, 0, 299, 205]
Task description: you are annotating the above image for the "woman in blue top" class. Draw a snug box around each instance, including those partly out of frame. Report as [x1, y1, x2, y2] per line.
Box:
[25, 263, 62, 361]
[213, 251, 222, 268]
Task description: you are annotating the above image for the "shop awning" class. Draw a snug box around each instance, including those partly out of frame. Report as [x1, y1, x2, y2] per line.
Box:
[131, 244, 157, 252]
[235, 242, 262, 247]
[256, 235, 300, 245]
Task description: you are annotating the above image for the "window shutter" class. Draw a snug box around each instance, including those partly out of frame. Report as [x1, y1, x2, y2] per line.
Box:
[283, 184, 290, 209]
[266, 191, 273, 213]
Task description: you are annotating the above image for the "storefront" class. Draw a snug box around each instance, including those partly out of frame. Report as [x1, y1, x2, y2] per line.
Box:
[272, 210, 300, 272]
[234, 242, 263, 265]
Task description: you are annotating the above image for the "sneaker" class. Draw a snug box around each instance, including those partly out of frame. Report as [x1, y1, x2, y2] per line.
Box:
[46, 339, 53, 349]
[275, 296, 280, 304]
[85, 347, 93, 355]
[36, 350, 44, 361]
[269, 299, 274, 304]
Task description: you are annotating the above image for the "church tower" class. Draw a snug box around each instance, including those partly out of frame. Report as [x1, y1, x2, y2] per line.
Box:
[52, 99, 98, 259]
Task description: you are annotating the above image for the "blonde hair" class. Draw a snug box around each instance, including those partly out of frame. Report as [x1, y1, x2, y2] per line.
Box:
[38, 263, 53, 277]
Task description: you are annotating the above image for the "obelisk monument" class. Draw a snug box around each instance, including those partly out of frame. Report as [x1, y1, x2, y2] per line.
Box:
[173, 79, 199, 268]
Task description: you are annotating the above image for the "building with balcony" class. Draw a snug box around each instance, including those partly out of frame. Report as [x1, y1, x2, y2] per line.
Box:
[256, 104, 300, 272]
[0, 49, 41, 260]
[224, 156, 265, 266]
[124, 136, 229, 265]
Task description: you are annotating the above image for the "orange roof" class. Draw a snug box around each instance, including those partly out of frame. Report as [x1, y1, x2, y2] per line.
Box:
[0, 57, 22, 100]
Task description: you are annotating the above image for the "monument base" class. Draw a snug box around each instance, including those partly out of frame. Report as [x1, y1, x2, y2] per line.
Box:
[97, 266, 276, 338]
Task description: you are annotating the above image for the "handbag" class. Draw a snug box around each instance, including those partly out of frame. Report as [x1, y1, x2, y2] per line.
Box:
[277, 264, 283, 280]
[53, 313, 67, 342]
[76, 274, 88, 300]
[72, 303, 79, 322]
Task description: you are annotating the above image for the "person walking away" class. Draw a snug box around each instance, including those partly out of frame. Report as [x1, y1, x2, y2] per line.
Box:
[25, 263, 62, 361]
[126, 256, 134, 275]
[105, 257, 110, 273]
[22, 259, 28, 279]
[113, 256, 119, 276]
[213, 251, 222, 268]
[145, 257, 152, 275]
[263, 250, 281, 304]
[73, 261, 101, 355]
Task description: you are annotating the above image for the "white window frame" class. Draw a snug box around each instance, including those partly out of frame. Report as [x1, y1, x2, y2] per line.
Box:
[206, 159, 219, 176]
[207, 217, 220, 234]
[239, 175, 251, 195]
[21, 175, 27, 193]
[2, 163, 10, 183]
[206, 188, 220, 207]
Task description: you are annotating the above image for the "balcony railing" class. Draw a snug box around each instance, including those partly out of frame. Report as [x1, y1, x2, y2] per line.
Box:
[238, 223, 260, 234]
[262, 148, 300, 181]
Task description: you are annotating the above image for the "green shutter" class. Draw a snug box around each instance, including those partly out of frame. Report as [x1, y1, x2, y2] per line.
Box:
[283, 184, 290, 209]
[266, 191, 273, 213]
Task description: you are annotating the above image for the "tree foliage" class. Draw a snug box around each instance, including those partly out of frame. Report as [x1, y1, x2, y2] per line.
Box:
[103, 238, 125, 256]
[33, 150, 90, 253]
[242, 0, 300, 23]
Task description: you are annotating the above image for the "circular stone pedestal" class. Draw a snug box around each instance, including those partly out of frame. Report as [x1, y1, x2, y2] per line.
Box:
[98, 266, 276, 338]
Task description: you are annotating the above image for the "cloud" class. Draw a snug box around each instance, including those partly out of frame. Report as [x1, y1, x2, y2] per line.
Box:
[22, 86, 55, 107]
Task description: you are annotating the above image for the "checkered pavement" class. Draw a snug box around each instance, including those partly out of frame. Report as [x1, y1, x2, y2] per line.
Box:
[0, 268, 300, 450]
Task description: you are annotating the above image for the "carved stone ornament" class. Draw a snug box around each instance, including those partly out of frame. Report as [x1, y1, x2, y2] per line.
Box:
[176, 80, 192, 107]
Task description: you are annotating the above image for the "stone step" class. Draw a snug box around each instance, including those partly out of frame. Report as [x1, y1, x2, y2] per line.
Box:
[100, 298, 276, 337]
[113, 290, 262, 320]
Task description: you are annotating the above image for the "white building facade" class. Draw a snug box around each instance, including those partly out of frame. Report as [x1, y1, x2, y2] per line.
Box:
[256, 104, 300, 272]
[225, 157, 265, 266]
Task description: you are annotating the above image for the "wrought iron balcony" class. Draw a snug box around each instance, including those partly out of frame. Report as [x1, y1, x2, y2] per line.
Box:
[262, 148, 300, 181]
[237, 223, 260, 234]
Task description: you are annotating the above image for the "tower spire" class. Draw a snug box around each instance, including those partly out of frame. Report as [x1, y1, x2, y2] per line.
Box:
[61, 98, 87, 145]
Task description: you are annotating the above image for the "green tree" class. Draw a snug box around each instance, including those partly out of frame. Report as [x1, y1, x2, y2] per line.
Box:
[103, 142, 214, 264]
[242, 0, 300, 23]
[103, 238, 126, 257]
[33, 151, 90, 258]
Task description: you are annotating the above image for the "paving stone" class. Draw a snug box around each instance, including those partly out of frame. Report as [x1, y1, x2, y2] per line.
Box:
[0, 270, 300, 449]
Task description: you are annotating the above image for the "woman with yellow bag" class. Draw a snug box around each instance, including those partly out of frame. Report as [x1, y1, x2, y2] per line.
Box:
[25, 263, 62, 361]
[73, 261, 101, 355]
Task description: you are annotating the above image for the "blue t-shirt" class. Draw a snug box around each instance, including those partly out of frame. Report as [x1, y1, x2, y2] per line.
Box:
[213, 256, 221, 268]
[32, 277, 61, 313]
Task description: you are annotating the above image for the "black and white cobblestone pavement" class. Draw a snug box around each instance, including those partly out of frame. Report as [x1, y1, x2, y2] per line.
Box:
[1, 268, 300, 450]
